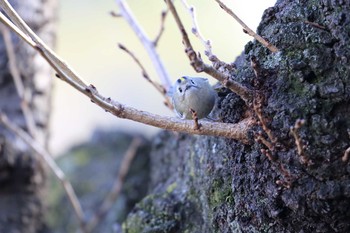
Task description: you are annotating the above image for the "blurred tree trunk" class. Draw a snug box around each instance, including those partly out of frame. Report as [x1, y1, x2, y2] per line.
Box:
[0, 0, 58, 232]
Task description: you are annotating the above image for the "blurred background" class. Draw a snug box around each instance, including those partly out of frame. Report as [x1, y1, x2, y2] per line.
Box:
[51, 0, 277, 156]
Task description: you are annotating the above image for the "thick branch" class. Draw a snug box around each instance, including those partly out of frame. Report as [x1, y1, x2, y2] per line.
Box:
[84, 85, 254, 143]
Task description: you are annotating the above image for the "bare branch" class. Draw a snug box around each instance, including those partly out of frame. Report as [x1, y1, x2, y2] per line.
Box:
[165, 0, 253, 103]
[255, 131, 274, 152]
[343, 147, 350, 162]
[0, 24, 37, 137]
[342, 131, 350, 162]
[86, 137, 142, 232]
[0, 12, 36, 47]
[0, 24, 23, 96]
[115, 0, 172, 90]
[190, 108, 200, 130]
[181, 0, 233, 74]
[117, 43, 172, 109]
[290, 119, 310, 165]
[251, 58, 278, 151]
[253, 96, 277, 146]
[110, 11, 122, 18]
[213, 0, 278, 53]
[260, 148, 275, 162]
[180, 0, 213, 57]
[0, 113, 86, 232]
[153, 9, 168, 47]
[304, 20, 327, 30]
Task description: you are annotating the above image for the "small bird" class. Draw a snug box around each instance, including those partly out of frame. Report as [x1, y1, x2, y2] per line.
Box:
[170, 76, 217, 119]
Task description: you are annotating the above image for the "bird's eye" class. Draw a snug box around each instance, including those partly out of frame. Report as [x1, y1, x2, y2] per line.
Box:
[177, 78, 182, 83]
[178, 87, 183, 93]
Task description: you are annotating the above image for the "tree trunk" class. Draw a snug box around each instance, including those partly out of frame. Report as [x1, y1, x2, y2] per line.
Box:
[0, 0, 57, 232]
[123, 0, 350, 232]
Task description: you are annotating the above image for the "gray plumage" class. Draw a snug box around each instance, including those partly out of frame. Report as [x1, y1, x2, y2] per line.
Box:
[171, 76, 217, 119]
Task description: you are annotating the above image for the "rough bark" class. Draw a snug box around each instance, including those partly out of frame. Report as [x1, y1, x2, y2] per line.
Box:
[0, 0, 57, 232]
[123, 0, 350, 232]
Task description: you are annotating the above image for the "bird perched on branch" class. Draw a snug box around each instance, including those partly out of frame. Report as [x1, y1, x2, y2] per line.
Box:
[170, 76, 217, 119]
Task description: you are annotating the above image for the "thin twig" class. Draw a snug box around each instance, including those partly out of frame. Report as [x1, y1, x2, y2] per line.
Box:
[0, 113, 86, 232]
[181, 0, 233, 73]
[251, 58, 278, 148]
[117, 43, 172, 109]
[0, 0, 253, 143]
[86, 137, 143, 232]
[0, 24, 23, 96]
[304, 20, 327, 30]
[213, 0, 278, 53]
[342, 131, 350, 162]
[342, 147, 350, 162]
[260, 148, 274, 162]
[190, 108, 200, 130]
[110, 11, 122, 18]
[290, 119, 309, 165]
[153, 9, 168, 47]
[180, 0, 213, 57]
[250, 56, 259, 80]
[115, 0, 171, 90]
[165, 0, 253, 103]
[0, 24, 37, 137]
[118, 43, 163, 93]
[276, 164, 293, 189]
[250, 56, 264, 88]
[253, 98, 277, 146]
[255, 131, 274, 151]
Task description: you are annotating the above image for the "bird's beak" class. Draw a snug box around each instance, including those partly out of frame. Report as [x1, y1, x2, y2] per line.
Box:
[185, 83, 198, 91]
